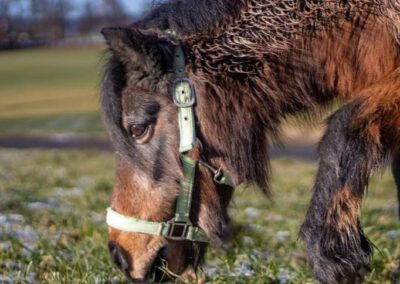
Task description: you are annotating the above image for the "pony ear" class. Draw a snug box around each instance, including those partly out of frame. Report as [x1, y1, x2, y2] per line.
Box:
[101, 27, 146, 65]
[101, 27, 174, 72]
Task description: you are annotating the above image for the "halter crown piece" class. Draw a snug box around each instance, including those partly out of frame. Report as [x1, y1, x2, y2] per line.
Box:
[106, 43, 234, 243]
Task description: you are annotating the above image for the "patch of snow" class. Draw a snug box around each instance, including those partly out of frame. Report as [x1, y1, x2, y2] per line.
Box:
[230, 254, 254, 277]
[0, 214, 25, 228]
[203, 265, 219, 277]
[277, 269, 296, 283]
[13, 226, 39, 250]
[24, 198, 70, 212]
[276, 230, 290, 242]
[231, 263, 254, 277]
[386, 230, 400, 240]
[242, 236, 254, 245]
[0, 241, 12, 252]
[55, 187, 83, 197]
[0, 272, 37, 284]
[0, 261, 22, 270]
[0, 215, 39, 251]
[251, 249, 269, 260]
[91, 213, 105, 224]
[25, 198, 58, 210]
[248, 224, 265, 233]
[244, 207, 261, 219]
[58, 251, 74, 260]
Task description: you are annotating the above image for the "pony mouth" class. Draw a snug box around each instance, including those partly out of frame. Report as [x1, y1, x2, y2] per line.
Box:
[120, 246, 169, 284]
[148, 247, 171, 282]
[139, 246, 173, 283]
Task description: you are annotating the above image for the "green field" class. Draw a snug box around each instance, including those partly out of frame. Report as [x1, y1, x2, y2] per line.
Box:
[0, 150, 398, 283]
[0, 48, 399, 283]
[0, 47, 105, 136]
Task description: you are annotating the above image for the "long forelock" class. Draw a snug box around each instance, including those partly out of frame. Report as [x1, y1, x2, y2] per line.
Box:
[102, 56, 153, 174]
[102, 53, 179, 184]
[102, 56, 129, 158]
[132, 0, 400, 75]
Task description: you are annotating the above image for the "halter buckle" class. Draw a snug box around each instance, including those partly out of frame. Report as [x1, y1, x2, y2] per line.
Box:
[173, 78, 196, 108]
[166, 219, 191, 241]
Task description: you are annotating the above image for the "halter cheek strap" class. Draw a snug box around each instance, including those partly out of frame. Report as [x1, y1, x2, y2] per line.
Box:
[106, 44, 234, 243]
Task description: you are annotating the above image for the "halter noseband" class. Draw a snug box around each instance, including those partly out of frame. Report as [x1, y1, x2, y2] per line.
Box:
[106, 43, 234, 243]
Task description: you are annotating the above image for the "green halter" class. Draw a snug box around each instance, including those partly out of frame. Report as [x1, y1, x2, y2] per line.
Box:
[106, 44, 234, 243]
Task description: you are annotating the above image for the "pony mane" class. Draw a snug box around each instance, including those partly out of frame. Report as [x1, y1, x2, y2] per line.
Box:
[133, 0, 400, 75]
[186, 0, 400, 74]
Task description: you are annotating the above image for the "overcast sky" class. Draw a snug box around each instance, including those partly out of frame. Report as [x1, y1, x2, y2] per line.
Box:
[8, 0, 155, 18]
[120, 0, 154, 15]
[71, 0, 154, 17]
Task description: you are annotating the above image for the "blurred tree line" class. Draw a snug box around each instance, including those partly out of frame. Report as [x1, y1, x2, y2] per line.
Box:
[0, 0, 151, 49]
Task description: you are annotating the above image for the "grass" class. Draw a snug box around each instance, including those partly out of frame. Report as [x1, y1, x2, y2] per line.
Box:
[0, 150, 398, 283]
[0, 47, 105, 136]
[0, 113, 104, 136]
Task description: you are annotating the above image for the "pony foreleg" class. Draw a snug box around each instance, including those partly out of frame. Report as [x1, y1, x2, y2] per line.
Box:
[301, 67, 400, 283]
[300, 103, 375, 284]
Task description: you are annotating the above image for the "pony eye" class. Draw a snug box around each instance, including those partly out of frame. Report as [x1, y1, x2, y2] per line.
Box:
[129, 124, 148, 138]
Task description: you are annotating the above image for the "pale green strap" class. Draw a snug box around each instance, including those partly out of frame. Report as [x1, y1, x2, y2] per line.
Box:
[174, 43, 186, 78]
[174, 155, 197, 222]
[186, 226, 209, 242]
[174, 45, 196, 153]
[175, 82, 196, 153]
[106, 208, 170, 235]
[173, 45, 197, 221]
[106, 207, 209, 242]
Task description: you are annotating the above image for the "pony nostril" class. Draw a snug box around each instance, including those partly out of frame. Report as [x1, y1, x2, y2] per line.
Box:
[108, 242, 130, 274]
[158, 246, 167, 259]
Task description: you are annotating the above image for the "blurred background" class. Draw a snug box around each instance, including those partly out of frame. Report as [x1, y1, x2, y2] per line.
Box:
[0, 0, 155, 145]
[0, 0, 320, 149]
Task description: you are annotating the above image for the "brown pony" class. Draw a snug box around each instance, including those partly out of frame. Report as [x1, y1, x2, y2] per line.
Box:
[101, 0, 400, 283]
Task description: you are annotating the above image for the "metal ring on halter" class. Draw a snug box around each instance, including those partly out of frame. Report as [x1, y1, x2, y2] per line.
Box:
[173, 78, 196, 108]
[213, 168, 225, 184]
[198, 160, 233, 187]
